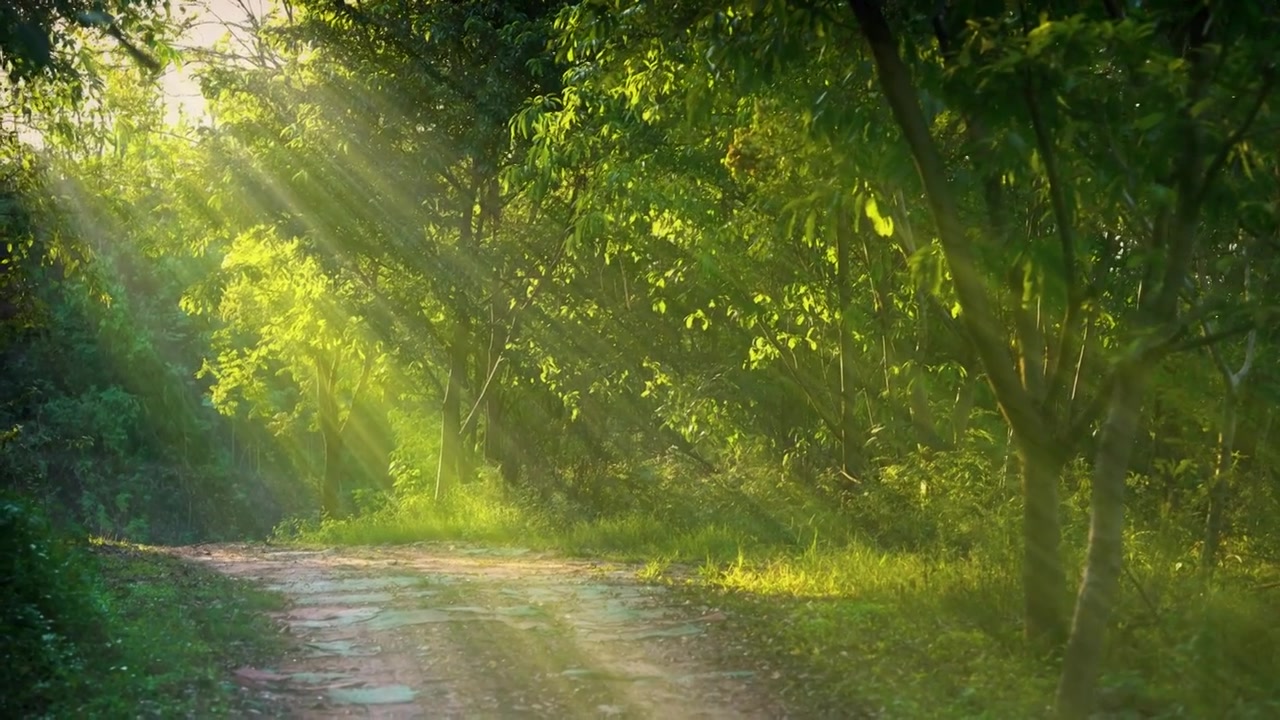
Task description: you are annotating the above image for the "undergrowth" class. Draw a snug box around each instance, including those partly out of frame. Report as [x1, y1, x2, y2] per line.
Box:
[273, 455, 1280, 719]
[1, 496, 286, 718]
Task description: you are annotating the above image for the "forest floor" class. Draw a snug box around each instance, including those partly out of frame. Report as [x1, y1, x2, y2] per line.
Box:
[175, 543, 791, 719]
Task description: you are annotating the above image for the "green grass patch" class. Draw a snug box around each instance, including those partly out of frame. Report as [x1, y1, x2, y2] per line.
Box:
[671, 538, 1280, 719]
[684, 544, 1054, 718]
[73, 541, 289, 718]
[3, 495, 287, 719]
[277, 483, 537, 546]
[277, 470, 845, 563]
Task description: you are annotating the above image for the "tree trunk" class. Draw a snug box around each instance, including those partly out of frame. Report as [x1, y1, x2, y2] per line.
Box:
[436, 173, 482, 501]
[847, 0, 1067, 645]
[1055, 370, 1147, 719]
[1016, 434, 1068, 646]
[316, 357, 343, 519]
[1202, 328, 1255, 574]
[1201, 389, 1238, 574]
[835, 207, 860, 480]
[320, 420, 343, 518]
[434, 324, 468, 501]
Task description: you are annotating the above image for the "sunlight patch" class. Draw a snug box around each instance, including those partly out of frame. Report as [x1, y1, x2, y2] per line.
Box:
[362, 608, 452, 630]
[305, 640, 381, 657]
[288, 606, 381, 628]
[267, 576, 424, 594]
[327, 685, 418, 705]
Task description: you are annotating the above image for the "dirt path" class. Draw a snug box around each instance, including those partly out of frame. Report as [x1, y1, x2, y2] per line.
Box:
[176, 543, 786, 719]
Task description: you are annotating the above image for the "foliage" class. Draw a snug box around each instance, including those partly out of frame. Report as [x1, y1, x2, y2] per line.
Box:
[1, 0, 165, 84]
[2, 0, 1278, 716]
[0, 496, 286, 718]
[0, 494, 104, 717]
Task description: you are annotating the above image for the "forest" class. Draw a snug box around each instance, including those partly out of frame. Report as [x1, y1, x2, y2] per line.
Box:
[2, 0, 1278, 718]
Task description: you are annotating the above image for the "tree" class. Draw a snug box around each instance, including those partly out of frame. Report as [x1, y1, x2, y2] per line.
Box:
[843, 0, 1276, 715]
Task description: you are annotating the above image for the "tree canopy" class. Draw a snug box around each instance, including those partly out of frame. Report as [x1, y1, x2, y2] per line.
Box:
[3, 1, 1278, 717]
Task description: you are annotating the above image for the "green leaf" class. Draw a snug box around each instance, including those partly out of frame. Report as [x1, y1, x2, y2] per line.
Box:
[864, 196, 894, 237]
[1134, 112, 1165, 131]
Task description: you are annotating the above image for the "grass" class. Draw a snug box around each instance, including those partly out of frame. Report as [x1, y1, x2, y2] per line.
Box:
[7, 540, 288, 719]
[275, 477, 1280, 719]
[676, 537, 1280, 719]
[686, 545, 1054, 718]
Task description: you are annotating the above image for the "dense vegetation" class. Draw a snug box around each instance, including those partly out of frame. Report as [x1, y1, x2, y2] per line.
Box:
[3, 0, 1278, 717]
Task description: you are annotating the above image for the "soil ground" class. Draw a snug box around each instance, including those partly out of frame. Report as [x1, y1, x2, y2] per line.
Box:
[174, 543, 788, 719]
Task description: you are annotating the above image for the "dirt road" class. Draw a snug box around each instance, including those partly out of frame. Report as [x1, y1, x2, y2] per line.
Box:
[179, 544, 785, 719]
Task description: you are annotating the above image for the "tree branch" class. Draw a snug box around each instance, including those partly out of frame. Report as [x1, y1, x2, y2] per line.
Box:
[1024, 74, 1082, 412]
[847, 0, 1045, 440]
[1065, 309, 1249, 443]
[1194, 69, 1276, 210]
[1169, 320, 1253, 355]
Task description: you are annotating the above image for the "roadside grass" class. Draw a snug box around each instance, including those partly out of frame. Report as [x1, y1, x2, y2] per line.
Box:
[275, 485, 534, 547]
[276, 480, 1280, 718]
[678, 537, 1280, 719]
[687, 545, 1055, 719]
[80, 541, 290, 718]
[6, 538, 287, 719]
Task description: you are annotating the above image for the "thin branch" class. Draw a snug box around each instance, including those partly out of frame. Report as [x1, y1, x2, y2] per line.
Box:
[1204, 328, 1234, 378]
[1065, 312, 1248, 442]
[459, 236, 569, 436]
[1170, 321, 1254, 354]
[1233, 329, 1257, 385]
[1025, 73, 1081, 411]
[848, 0, 1046, 441]
[1066, 371, 1114, 446]
[1124, 564, 1162, 622]
[337, 348, 375, 436]
[1194, 69, 1276, 209]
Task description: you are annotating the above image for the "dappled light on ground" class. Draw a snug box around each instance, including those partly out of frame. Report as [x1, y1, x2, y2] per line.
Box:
[181, 543, 779, 718]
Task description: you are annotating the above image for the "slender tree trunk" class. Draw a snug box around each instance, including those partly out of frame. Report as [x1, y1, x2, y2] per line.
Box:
[321, 421, 343, 518]
[1055, 370, 1147, 719]
[435, 324, 468, 501]
[1016, 434, 1068, 646]
[1202, 329, 1255, 574]
[1201, 389, 1238, 574]
[835, 207, 860, 480]
[316, 357, 343, 519]
[483, 290, 502, 462]
[436, 174, 482, 500]
[950, 378, 977, 444]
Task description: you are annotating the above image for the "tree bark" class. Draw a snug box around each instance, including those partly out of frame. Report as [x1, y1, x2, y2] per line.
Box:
[434, 323, 468, 501]
[835, 206, 861, 480]
[316, 356, 343, 519]
[1055, 369, 1146, 719]
[1200, 390, 1236, 574]
[1016, 435, 1068, 646]
[1201, 328, 1255, 573]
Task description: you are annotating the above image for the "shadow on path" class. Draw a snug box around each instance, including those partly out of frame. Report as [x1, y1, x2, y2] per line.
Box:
[175, 543, 786, 719]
